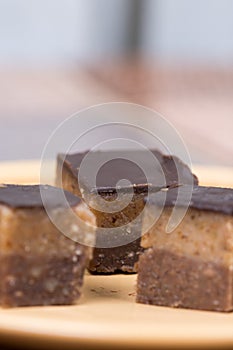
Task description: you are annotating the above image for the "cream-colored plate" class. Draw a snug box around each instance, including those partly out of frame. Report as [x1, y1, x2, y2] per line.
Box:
[0, 160, 232, 349]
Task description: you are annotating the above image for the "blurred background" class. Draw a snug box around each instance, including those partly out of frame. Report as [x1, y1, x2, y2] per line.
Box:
[0, 0, 232, 165]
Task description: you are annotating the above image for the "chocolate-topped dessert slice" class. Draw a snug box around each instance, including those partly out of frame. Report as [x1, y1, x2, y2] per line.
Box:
[57, 149, 198, 273]
[137, 186, 233, 312]
[0, 184, 95, 307]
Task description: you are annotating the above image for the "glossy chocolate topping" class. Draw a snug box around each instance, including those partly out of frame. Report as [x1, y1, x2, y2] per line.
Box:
[0, 184, 80, 209]
[58, 149, 198, 192]
[149, 185, 233, 215]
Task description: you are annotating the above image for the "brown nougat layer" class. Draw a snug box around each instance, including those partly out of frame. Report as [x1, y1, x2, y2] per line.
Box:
[137, 247, 233, 312]
[1, 254, 87, 307]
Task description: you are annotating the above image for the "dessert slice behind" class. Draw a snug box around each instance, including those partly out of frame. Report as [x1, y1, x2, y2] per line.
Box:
[57, 149, 198, 273]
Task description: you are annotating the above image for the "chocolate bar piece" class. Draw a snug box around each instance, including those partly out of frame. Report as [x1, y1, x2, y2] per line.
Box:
[57, 149, 198, 273]
[137, 186, 233, 312]
[0, 184, 95, 307]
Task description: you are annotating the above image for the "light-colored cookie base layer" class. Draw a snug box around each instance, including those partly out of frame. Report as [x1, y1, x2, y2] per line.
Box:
[142, 207, 233, 264]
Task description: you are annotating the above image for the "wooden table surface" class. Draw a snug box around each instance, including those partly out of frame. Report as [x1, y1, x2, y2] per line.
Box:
[0, 60, 232, 166]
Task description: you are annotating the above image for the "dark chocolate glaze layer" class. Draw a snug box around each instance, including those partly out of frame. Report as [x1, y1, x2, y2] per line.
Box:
[0, 184, 80, 209]
[58, 149, 198, 194]
[149, 185, 233, 216]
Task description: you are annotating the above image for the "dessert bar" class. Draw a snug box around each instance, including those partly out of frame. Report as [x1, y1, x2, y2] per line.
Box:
[0, 184, 95, 307]
[137, 186, 233, 312]
[57, 149, 198, 273]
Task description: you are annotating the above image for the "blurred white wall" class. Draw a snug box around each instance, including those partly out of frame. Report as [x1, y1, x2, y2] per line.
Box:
[0, 0, 133, 66]
[141, 0, 233, 64]
[0, 0, 78, 65]
[1, 0, 233, 66]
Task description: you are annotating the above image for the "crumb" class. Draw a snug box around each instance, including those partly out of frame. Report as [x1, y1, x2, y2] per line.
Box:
[128, 291, 136, 296]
